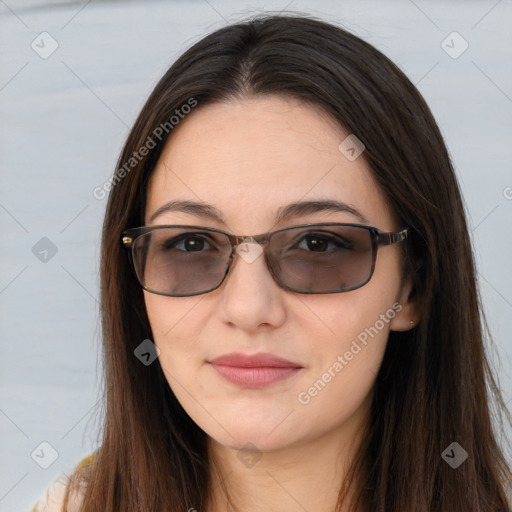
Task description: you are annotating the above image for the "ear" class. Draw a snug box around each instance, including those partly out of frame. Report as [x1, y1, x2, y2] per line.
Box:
[389, 274, 421, 332]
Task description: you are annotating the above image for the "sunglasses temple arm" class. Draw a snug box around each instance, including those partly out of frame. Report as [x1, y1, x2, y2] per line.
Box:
[376, 228, 409, 245]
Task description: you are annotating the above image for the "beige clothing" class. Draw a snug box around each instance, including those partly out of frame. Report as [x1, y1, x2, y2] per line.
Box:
[29, 454, 92, 512]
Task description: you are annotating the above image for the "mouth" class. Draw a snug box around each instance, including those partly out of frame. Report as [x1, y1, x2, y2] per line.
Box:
[208, 352, 303, 388]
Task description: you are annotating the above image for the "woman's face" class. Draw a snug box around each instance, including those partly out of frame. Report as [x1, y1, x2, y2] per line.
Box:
[143, 95, 416, 453]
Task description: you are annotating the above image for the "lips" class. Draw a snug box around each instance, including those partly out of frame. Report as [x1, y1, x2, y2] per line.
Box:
[210, 352, 302, 368]
[208, 352, 303, 388]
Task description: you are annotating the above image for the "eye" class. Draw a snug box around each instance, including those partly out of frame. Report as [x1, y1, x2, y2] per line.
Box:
[163, 234, 213, 252]
[296, 232, 353, 252]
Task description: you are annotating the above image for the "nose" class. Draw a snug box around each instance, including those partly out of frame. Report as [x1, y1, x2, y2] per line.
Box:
[218, 239, 286, 331]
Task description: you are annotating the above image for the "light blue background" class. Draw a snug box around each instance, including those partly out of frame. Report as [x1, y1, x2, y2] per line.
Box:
[1, 1, 511, 510]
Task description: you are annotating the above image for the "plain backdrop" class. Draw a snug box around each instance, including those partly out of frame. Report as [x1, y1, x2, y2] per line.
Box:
[0, 1, 511, 510]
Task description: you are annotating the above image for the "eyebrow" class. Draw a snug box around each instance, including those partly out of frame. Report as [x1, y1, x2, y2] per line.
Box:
[148, 198, 368, 225]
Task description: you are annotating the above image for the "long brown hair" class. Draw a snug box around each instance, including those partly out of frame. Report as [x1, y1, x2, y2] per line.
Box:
[63, 13, 512, 511]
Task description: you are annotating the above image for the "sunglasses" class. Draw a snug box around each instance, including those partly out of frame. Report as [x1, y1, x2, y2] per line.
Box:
[121, 223, 409, 297]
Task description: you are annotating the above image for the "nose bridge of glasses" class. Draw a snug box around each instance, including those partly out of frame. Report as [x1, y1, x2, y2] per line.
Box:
[231, 233, 270, 249]
[227, 234, 273, 270]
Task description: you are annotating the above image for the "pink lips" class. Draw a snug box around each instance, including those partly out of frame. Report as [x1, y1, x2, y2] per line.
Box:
[209, 352, 303, 388]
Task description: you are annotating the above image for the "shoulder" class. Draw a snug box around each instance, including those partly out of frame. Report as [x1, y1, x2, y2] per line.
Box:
[30, 479, 72, 512]
[29, 454, 95, 512]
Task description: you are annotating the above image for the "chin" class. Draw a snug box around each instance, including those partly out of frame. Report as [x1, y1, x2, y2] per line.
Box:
[212, 433, 292, 454]
[202, 417, 303, 453]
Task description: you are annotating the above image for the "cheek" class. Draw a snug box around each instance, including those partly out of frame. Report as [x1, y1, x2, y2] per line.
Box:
[144, 291, 206, 338]
[296, 283, 397, 352]
[144, 293, 177, 338]
[289, 297, 399, 447]
[143, 292, 205, 371]
[295, 294, 395, 400]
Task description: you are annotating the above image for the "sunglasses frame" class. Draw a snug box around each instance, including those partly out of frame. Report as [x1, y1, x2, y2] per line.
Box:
[121, 223, 409, 296]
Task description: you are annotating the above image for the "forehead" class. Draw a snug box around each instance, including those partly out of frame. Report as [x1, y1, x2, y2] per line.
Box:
[145, 95, 395, 231]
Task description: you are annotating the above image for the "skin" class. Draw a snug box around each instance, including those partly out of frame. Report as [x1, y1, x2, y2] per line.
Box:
[143, 95, 419, 512]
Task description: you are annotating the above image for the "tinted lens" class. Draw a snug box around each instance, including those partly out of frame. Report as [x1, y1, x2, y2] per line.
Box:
[268, 225, 374, 293]
[131, 227, 232, 296]
[130, 225, 375, 296]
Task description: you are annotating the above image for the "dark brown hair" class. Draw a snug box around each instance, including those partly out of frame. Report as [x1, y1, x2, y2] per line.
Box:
[63, 12, 512, 512]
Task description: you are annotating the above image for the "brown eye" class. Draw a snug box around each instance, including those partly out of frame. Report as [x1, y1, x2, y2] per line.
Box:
[296, 233, 353, 252]
[163, 235, 211, 252]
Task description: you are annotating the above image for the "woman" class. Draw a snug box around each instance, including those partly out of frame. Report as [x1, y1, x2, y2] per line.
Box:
[31, 12, 511, 512]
